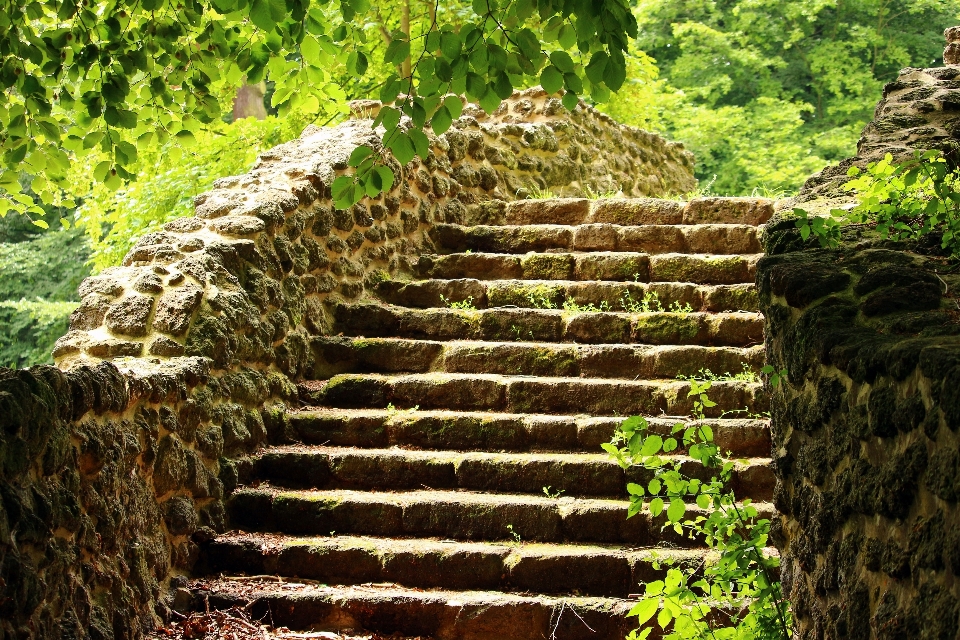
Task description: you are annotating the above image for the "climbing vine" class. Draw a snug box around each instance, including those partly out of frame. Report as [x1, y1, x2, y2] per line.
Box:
[604, 377, 791, 640]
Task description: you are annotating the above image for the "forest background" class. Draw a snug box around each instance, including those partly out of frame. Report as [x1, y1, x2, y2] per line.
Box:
[2, 0, 957, 367]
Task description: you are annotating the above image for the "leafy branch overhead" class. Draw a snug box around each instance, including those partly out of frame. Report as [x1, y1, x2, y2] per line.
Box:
[0, 0, 638, 220]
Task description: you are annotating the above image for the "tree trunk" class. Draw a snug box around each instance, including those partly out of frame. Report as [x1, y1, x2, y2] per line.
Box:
[233, 83, 268, 121]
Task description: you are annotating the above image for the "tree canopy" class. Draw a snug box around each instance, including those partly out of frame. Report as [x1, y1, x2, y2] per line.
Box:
[601, 0, 960, 193]
[2, 0, 641, 221]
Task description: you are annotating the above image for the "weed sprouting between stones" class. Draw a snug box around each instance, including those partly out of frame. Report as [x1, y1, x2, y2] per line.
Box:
[605, 376, 791, 639]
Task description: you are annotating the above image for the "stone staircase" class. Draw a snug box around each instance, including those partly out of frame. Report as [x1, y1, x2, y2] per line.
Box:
[190, 196, 774, 639]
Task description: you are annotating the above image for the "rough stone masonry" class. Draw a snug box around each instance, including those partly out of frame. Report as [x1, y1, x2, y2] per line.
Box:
[0, 89, 694, 639]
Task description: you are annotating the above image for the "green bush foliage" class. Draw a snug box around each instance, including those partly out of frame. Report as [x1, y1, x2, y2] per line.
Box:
[600, 0, 959, 195]
[0, 228, 90, 366]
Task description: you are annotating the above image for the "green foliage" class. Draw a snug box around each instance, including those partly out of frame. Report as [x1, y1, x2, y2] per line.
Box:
[604, 379, 791, 640]
[0, 0, 641, 218]
[440, 294, 477, 310]
[677, 363, 757, 383]
[72, 114, 310, 271]
[599, 0, 960, 195]
[0, 228, 90, 366]
[797, 151, 960, 259]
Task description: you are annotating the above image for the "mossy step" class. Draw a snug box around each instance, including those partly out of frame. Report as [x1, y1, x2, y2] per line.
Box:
[287, 409, 771, 457]
[375, 278, 759, 312]
[331, 302, 764, 347]
[465, 196, 773, 227]
[191, 577, 634, 640]
[200, 533, 710, 598]
[307, 372, 766, 417]
[228, 487, 777, 545]
[417, 251, 760, 288]
[430, 223, 762, 255]
[310, 336, 763, 380]
[239, 446, 773, 501]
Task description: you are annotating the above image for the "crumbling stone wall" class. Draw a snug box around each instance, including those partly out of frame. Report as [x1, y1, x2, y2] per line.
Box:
[0, 359, 294, 639]
[0, 89, 694, 639]
[759, 226, 960, 639]
[759, 30, 960, 639]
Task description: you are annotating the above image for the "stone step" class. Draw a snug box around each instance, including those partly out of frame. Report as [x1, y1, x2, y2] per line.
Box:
[429, 223, 762, 255]
[466, 196, 773, 227]
[200, 533, 707, 598]
[287, 409, 772, 458]
[228, 487, 775, 546]
[330, 302, 764, 347]
[375, 278, 758, 312]
[311, 337, 763, 380]
[306, 373, 766, 418]
[239, 446, 774, 501]
[190, 577, 634, 640]
[418, 249, 762, 286]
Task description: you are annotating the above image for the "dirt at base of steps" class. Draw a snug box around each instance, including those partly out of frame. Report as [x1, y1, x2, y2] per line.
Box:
[148, 601, 429, 640]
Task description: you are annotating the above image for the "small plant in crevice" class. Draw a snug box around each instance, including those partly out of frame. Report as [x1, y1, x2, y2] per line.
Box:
[677, 362, 758, 383]
[386, 403, 419, 417]
[562, 299, 611, 313]
[621, 290, 664, 313]
[506, 524, 523, 547]
[526, 291, 559, 309]
[440, 294, 477, 311]
[667, 300, 694, 316]
[794, 150, 960, 259]
[542, 485, 565, 499]
[604, 378, 792, 640]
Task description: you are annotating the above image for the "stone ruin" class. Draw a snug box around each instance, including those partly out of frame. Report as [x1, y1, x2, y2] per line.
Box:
[3, 27, 960, 638]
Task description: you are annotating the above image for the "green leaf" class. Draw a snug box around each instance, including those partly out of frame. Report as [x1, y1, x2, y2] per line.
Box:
[667, 499, 685, 523]
[493, 74, 513, 100]
[250, 0, 278, 31]
[31, 218, 49, 229]
[387, 131, 415, 165]
[540, 65, 563, 94]
[558, 24, 577, 50]
[331, 175, 355, 200]
[443, 95, 463, 120]
[349, 145, 374, 167]
[649, 497, 664, 517]
[440, 32, 461, 59]
[561, 91, 578, 111]
[627, 598, 659, 626]
[380, 106, 401, 132]
[479, 87, 500, 114]
[431, 105, 452, 135]
[626, 482, 645, 496]
[384, 39, 410, 65]
[648, 478, 662, 494]
[549, 51, 574, 72]
[373, 165, 394, 192]
[409, 128, 430, 160]
[466, 72, 486, 99]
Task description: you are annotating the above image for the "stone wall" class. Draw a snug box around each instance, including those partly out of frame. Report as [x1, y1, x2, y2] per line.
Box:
[799, 64, 960, 207]
[0, 89, 694, 639]
[0, 359, 294, 639]
[759, 225, 960, 639]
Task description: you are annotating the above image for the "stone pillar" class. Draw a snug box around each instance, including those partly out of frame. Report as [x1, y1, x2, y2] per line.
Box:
[944, 26, 960, 65]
